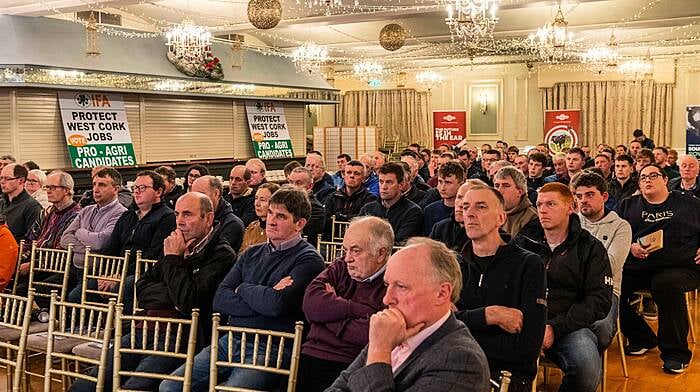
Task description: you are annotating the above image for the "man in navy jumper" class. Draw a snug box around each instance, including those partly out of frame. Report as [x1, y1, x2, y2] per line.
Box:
[298, 216, 394, 391]
[423, 161, 465, 235]
[160, 187, 325, 392]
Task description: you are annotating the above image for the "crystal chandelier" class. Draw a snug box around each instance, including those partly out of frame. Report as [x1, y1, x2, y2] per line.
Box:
[292, 43, 329, 75]
[416, 71, 444, 90]
[165, 19, 211, 62]
[353, 60, 383, 82]
[527, 2, 573, 63]
[445, 0, 498, 45]
[581, 31, 618, 74]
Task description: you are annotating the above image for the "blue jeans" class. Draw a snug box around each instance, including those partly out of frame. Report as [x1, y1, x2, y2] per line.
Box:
[591, 295, 619, 351]
[544, 328, 601, 392]
[69, 328, 184, 392]
[159, 332, 289, 392]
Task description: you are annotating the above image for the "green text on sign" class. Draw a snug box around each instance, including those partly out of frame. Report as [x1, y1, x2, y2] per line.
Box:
[68, 143, 137, 168]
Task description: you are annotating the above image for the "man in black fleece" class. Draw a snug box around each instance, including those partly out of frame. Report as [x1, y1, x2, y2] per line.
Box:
[456, 185, 546, 392]
[324, 160, 376, 237]
[359, 162, 423, 245]
[70, 192, 235, 391]
[515, 182, 612, 392]
[287, 167, 326, 246]
[191, 176, 245, 251]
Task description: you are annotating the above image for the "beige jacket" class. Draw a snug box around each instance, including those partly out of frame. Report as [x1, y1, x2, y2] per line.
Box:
[503, 195, 537, 237]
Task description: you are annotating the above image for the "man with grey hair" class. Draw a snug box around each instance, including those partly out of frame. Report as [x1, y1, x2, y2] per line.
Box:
[328, 237, 490, 392]
[191, 175, 244, 251]
[493, 166, 537, 236]
[0, 163, 42, 242]
[0, 155, 16, 170]
[225, 165, 257, 227]
[245, 158, 267, 190]
[299, 216, 394, 391]
[668, 154, 700, 197]
[287, 167, 326, 245]
[306, 152, 335, 205]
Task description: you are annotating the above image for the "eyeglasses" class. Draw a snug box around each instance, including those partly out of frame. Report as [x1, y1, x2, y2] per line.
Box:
[42, 185, 67, 191]
[638, 172, 662, 182]
[25, 179, 39, 184]
[0, 176, 18, 182]
[187, 173, 202, 179]
[131, 185, 154, 193]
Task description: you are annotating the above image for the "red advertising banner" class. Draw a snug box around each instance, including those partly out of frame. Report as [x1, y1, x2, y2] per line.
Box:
[544, 109, 581, 155]
[433, 110, 467, 148]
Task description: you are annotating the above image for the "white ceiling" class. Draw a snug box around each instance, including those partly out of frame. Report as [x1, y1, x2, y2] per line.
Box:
[1, 0, 698, 70]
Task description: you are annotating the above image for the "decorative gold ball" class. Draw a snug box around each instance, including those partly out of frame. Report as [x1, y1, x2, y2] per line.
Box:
[379, 23, 406, 51]
[247, 0, 283, 30]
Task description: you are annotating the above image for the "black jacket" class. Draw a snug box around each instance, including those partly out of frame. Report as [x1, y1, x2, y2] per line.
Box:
[456, 235, 546, 381]
[418, 164, 431, 182]
[428, 214, 467, 252]
[162, 184, 183, 210]
[667, 177, 700, 198]
[313, 180, 335, 206]
[305, 193, 326, 246]
[527, 176, 544, 191]
[0, 190, 42, 242]
[215, 198, 245, 251]
[418, 187, 441, 209]
[413, 176, 431, 192]
[515, 215, 612, 340]
[324, 186, 377, 234]
[225, 190, 257, 228]
[608, 174, 638, 208]
[359, 196, 423, 245]
[136, 223, 235, 346]
[404, 184, 427, 206]
[102, 201, 176, 271]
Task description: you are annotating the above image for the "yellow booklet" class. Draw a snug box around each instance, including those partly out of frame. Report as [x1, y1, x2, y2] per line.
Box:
[638, 229, 664, 253]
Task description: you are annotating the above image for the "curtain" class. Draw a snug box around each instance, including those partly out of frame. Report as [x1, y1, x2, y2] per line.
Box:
[339, 89, 431, 147]
[541, 80, 674, 148]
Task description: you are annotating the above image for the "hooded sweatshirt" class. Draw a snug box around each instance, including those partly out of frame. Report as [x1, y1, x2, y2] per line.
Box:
[503, 195, 537, 237]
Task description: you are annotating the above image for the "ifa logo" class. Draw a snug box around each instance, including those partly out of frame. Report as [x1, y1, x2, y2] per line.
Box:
[443, 114, 456, 122]
[555, 114, 570, 121]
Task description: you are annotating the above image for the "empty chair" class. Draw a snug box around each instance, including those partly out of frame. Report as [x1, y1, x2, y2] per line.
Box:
[0, 289, 35, 392]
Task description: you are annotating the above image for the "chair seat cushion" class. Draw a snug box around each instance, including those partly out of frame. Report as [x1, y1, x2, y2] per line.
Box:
[72, 341, 107, 360]
[0, 321, 49, 341]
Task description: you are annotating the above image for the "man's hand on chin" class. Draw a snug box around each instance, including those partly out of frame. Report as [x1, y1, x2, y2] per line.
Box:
[365, 308, 425, 366]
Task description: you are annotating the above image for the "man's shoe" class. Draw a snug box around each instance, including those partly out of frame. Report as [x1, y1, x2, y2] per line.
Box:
[642, 300, 658, 321]
[662, 359, 688, 374]
[625, 342, 656, 356]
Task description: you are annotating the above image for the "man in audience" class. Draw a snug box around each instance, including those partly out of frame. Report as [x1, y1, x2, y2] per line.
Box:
[615, 144, 628, 157]
[559, 147, 586, 186]
[617, 164, 700, 374]
[527, 152, 548, 190]
[424, 161, 465, 235]
[298, 217, 393, 391]
[225, 165, 257, 227]
[572, 172, 631, 351]
[668, 155, 700, 197]
[608, 155, 638, 208]
[494, 167, 537, 237]
[372, 151, 387, 170]
[628, 140, 642, 159]
[457, 149, 483, 180]
[155, 166, 183, 210]
[544, 153, 567, 185]
[514, 154, 529, 174]
[430, 179, 485, 252]
[0, 155, 16, 170]
[516, 183, 612, 392]
[324, 160, 377, 231]
[306, 152, 335, 204]
[0, 163, 42, 243]
[667, 148, 679, 171]
[72, 192, 235, 392]
[79, 165, 133, 208]
[653, 147, 680, 179]
[418, 148, 432, 181]
[161, 188, 325, 391]
[287, 167, 326, 245]
[457, 185, 546, 392]
[399, 162, 426, 206]
[360, 162, 423, 245]
[61, 168, 127, 300]
[427, 153, 452, 188]
[191, 176, 245, 251]
[635, 149, 654, 172]
[478, 149, 501, 186]
[245, 158, 267, 190]
[582, 145, 594, 168]
[633, 129, 655, 150]
[594, 154, 614, 182]
[506, 146, 519, 163]
[327, 237, 490, 391]
[333, 153, 352, 189]
[401, 150, 430, 192]
[358, 154, 379, 197]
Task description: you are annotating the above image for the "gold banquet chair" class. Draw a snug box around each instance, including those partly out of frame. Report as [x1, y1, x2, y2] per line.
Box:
[316, 240, 344, 265]
[330, 216, 350, 242]
[634, 289, 695, 343]
[490, 370, 512, 392]
[112, 305, 200, 392]
[208, 314, 304, 392]
[0, 290, 35, 392]
[132, 250, 159, 314]
[42, 292, 116, 392]
[5, 240, 24, 295]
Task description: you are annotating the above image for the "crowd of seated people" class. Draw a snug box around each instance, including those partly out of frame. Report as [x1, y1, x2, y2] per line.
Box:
[1, 127, 700, 391]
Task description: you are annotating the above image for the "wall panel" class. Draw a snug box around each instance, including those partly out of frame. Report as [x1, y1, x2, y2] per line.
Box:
[16, 90, 71, 168]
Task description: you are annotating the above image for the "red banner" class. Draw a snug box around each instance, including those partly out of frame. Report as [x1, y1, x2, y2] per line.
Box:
[544, 110, 580, 155]
[433, 110, 467, 148]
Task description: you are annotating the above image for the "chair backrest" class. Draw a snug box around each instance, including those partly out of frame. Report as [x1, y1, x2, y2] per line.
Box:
[330, 216, 350, 242]
[315, 240, 344, 265]
[0, 290, 34, 392]
[81, 248, 130, 307]
[133, 250, 159, 314]
[7, 240, 24, 295]
[43, 292, 116, 392]
[28, 241, 73, 302]
[490, 370, 512, 392]
[208, 314, 304, 392]
[113, 305, 199, 392]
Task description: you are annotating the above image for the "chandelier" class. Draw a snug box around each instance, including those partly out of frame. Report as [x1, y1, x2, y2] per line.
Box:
[581, 31, 618, 74]
[165, 19, 211, 62]
[445, 0, 498, 45]
[416, 71, 444, 90]
[292, 43, 329, 75]
[527, 2, 573, 63]
[353, 60, 383, 82]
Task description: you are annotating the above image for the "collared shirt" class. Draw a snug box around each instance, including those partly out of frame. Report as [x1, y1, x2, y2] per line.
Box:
[361, 264, 387, 283]
[268, 234, 303, 252]
[390, 310, 451, 373]
[184, 228, 214, 258]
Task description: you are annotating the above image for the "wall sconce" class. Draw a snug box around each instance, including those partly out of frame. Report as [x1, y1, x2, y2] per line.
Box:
[479, 90, 488, 114]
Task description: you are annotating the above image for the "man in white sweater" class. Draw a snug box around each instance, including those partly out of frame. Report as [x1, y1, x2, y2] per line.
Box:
[572, 171, 632, 350]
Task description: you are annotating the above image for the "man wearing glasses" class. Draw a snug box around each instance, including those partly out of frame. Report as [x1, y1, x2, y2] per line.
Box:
[0, 163, 42, 242]
[617, 164, 700, 374]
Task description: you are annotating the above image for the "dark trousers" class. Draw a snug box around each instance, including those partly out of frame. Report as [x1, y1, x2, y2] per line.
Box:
[14, 264, 81, 308]
[620, 267, 700, 363]
[297, 353, 350, 392]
